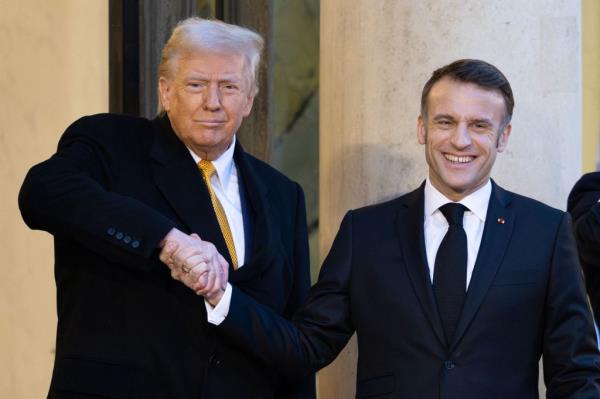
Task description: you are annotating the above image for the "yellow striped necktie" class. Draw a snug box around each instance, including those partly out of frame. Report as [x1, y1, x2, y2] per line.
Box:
[198, 160, 238, 270]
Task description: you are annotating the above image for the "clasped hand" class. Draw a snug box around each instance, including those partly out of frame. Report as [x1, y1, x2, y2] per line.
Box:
[159, 228, 228, 305]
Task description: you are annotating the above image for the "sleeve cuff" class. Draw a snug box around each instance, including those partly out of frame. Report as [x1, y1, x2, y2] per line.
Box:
[205, 283, 233, 325]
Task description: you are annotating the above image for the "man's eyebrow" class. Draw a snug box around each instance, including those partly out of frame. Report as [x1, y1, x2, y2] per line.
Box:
[432, 114, 455, 121]
[470, 117, 493, 125]
[184, 73, 242, 81]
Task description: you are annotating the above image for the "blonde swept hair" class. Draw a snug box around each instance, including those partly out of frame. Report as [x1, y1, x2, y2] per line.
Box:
[157, 17, 264, 114]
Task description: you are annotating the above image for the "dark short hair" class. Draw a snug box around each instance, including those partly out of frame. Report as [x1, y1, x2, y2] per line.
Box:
[420, 59, 514, 126]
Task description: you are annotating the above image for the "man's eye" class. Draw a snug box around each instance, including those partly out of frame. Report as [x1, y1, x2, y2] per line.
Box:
[187, 82, 205, 89]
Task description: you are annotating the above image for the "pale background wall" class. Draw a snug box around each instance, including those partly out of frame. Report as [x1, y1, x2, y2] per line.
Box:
[582, 0, 600, 172]
[0, 1, 108, 397]
[0, 0, 596, 398]
[319, 1, 582, 397]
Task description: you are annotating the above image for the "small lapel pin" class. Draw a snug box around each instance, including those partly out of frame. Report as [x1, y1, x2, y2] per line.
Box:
[497, 217, 505, 224]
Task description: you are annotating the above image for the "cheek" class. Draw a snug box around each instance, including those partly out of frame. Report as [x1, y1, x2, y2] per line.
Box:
[475, 135, 497, 153]
[227, 103, 248, 122]
[426, 136, 444, 155]
[423, 143, 438, 167]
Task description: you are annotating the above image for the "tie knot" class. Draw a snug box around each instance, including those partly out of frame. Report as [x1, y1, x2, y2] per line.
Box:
[198, 160, 216, 177]
[439, 203, 467, 226]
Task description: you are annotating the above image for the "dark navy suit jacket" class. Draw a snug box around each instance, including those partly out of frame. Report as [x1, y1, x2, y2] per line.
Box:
[19, 114, 314, 398]
[568, 172, 600, 325]
[220, 182, 600, 398]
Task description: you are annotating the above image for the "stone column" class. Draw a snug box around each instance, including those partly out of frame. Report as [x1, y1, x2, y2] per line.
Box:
[1, 1, 108, 397]
[319, 1, 581, 397]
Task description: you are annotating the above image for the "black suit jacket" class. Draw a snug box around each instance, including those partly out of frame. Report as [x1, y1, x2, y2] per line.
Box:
[568, 172, 600, 324]
[19, 114, 314, 398]
[220, 182, 600, 398]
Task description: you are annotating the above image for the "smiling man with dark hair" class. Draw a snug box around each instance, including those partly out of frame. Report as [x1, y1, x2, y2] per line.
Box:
[168, 59, 600, 398]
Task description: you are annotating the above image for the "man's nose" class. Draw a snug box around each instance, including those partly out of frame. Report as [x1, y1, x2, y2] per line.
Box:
[451, 123, 472, 148]
[203, 85, 222, 110]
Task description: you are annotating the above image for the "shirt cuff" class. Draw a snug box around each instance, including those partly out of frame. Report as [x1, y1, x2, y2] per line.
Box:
[205, 283, 233, 325]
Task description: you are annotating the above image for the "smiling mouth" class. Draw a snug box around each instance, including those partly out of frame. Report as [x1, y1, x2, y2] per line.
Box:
[444, 154, 474, 163]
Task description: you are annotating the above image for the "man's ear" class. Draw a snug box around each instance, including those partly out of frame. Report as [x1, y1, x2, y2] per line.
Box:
[496, 123, 512, 152]
[242, 94, 255, 117]
[417, 115, 427, 145]
[158, 77, 171, 112]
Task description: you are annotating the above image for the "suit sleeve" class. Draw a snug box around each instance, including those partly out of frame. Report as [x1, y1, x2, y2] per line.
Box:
[220, 211, 356, 379]
[568, 173, 600, 268]
[542, 213, 600, 397]
[274, 183, 316, 397]
[18, 116, 175, 270]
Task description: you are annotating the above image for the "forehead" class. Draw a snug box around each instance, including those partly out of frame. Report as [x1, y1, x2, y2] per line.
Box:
[427, 77, 506, 121]
[173, 50, 248, 79]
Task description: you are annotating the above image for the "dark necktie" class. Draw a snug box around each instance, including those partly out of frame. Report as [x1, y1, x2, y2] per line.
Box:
[433, 203, 468, 344]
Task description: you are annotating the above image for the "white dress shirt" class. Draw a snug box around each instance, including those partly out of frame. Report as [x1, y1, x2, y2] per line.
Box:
[187, 136, 245, 267]
[424, 178, 491, 289]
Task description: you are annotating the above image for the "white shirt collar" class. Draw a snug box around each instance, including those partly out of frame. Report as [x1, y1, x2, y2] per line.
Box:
[424, 178, 491, 222]
[187, 136, 236, 190]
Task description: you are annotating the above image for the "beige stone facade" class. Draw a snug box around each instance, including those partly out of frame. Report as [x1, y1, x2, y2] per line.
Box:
[1, 1, 598, 398]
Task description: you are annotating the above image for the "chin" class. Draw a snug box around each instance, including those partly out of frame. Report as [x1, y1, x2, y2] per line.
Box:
[191, 135, 222, 146]
[442, 180, 474, 195]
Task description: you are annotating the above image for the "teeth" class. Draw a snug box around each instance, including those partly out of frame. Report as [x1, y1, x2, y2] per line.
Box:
[445, 154, 473, 163]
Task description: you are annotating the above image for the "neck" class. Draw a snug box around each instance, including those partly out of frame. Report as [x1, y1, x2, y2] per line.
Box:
[428, 176, 489, 202]
[191, 140, 233, 161]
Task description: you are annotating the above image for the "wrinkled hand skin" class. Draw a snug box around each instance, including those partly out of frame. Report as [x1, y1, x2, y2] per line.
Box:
[159, 228, 228, 304]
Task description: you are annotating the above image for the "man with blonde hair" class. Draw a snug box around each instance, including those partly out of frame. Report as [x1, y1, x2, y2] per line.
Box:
[19, 17, 314, 398]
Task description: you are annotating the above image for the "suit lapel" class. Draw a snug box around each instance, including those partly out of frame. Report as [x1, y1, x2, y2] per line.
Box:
[398, 184, 446, 347]
[228, 142, 276, 284]
[148, 116, 230, 258]
[449, 181, 515, 351]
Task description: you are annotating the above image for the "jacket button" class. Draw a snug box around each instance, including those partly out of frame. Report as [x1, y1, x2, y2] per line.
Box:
[123, 236, 132, 244]
[132, 240, 140, 248]
[115, 232, 124, 240]
[208, 354, 221, 367]
[107, 227, 116, 236]
[444, 360, 455, 370]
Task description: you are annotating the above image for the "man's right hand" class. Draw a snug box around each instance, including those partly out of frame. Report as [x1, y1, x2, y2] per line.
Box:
[159, 228, 229, 304]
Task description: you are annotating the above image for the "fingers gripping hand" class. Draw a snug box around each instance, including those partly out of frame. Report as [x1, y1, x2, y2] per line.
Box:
[179, 254, 210, 292]
[194, 253, 229, 305]
[159, 241, 182, 280]
[160, 232, 228, 304]
[170, 237, 217, 270]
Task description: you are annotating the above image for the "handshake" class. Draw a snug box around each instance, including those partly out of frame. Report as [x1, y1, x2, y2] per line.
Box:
[159, 228, 228, 305]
